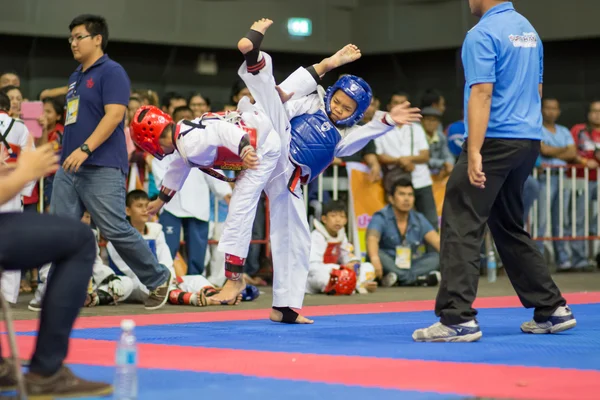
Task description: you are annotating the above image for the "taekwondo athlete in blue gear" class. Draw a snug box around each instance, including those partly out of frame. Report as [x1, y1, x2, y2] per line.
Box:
[289, 75, 372, 184]
[234, 18, 422, 324]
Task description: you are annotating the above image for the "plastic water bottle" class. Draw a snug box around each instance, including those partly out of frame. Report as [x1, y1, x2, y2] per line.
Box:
[114, 319, 138, 400]
[487, 250, 497, 283]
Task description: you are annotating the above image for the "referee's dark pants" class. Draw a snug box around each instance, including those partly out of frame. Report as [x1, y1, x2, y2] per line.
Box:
[0, 212, 94, 376]
[435, 139, 566, 325]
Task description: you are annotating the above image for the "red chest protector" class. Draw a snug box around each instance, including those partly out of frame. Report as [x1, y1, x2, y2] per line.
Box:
[175, 112, 257, 181]
[323, 242, 342, 264]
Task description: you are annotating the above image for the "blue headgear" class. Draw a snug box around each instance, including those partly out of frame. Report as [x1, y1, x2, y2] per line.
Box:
[446, 120, 466, 157]
[324, 75, 372, 127]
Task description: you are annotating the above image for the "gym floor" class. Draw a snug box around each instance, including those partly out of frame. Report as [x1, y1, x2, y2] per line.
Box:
[6, 272, 600, 399]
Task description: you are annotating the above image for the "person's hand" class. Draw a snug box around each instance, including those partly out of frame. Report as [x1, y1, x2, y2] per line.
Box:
[332, 157, 343, 166]
[468, 152, 485, 189]
[37, 114, 49, 130]
[17, 143, 59, 181]
[108, 278, 124, 298]
[586, 158, 599, 169]
[242, 148, 259, 169]
[275, 86, 295, 104]
[147, 199, 165, 216]
[371, 257, 384, 279]
[388, 102, 422, 125]
[368, 163, 381, 182]
[63, 148, 89, 173]
[0, 164, 16, 176]
[398, 157, 414, 172]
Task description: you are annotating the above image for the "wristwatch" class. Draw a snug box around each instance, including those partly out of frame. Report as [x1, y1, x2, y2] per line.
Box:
[80, 144, 92, 156]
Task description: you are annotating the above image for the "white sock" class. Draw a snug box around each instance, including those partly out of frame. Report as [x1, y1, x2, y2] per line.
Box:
[460, 320, 478, 327]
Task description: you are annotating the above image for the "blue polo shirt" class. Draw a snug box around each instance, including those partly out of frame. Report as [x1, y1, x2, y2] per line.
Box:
[367, 206, 435, 260]
[540, 124, 574, 166]
[63, 54, 130, 173]
[462, 2, 543, 140]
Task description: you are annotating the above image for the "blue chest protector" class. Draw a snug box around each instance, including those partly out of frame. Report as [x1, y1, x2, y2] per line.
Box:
[289, 110, 340, 183]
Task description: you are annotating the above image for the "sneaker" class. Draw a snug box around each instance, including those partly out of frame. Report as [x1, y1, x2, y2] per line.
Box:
[28, 284, 45, 312]
[413, 321, 482, 342]
[0, 360, 17, 392]
[520, 305, 576, 334]
[381, 272, 398, 288]
[28, 300, 42, 312]
[25, 366, 113, 399]
[144, 268, 173, 310]
[416, 271, 441, 287]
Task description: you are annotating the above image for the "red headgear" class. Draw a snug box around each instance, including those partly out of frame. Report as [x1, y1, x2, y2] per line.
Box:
[324, 265, 357, 296]
[130, 106, 173, 160]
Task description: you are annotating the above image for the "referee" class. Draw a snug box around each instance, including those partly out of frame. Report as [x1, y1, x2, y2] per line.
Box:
[413, 0, 576, 342]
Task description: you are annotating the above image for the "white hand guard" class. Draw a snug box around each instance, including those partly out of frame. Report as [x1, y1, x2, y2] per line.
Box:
[108, 278, 125, 298]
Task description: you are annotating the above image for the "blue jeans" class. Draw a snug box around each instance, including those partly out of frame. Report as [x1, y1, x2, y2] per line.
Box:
[537, 174, 569, 264]
[159, 210, 209, 275]
[379, 250, 440, 286]
[50, 166, 170, 290]
[570, 181, 598, 265]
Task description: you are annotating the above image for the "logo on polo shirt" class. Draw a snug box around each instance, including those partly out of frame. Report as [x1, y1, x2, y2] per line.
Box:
[508, 32, 538, 48]
[86, 78, 95, 88]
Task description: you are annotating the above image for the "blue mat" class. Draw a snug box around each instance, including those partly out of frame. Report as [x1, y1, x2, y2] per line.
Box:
[52, 365, 466, 400]
[35, 304, 600, 371]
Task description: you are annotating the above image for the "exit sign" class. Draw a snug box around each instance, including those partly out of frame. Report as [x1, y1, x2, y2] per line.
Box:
[287, 18, 312, 37]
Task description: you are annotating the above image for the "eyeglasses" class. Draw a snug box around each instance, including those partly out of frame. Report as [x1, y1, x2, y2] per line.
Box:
[68, 34, 92, 44]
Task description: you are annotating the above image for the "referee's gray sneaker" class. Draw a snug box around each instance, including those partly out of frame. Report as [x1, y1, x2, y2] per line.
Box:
[520, 306, 576, 334]
[413, 320, 482, 343]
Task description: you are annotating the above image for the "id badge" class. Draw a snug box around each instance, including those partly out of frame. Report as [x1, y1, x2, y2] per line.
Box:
[65, 95, 80, 126]
[395, 245, 412, 270]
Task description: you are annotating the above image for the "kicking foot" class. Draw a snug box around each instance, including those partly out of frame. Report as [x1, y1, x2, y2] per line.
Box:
[270, 307, 314, 324]
[211, 278, 246, 304]
[238, 18, 273, 54]
[327, 44, 362, 71]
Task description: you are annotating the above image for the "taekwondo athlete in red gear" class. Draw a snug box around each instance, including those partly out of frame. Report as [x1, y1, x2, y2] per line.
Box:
[0, 91, 35, 304]
[233, 18, 422, 323]
[129, 100, 281, 305]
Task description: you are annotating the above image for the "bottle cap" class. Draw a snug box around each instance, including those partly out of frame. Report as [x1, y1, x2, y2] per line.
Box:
[121, 319, 135, 331]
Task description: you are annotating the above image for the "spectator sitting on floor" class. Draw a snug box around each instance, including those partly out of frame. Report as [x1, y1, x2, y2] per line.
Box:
[106, 190, 253, 306]
[306, 200, 377, 296]
[366, 177, 441, 287]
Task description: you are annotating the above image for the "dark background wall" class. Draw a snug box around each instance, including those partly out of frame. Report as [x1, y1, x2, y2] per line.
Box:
[2, 34, 599, 129]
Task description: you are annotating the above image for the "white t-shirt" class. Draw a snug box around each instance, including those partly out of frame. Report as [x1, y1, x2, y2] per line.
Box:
[374, 119, 432, 189]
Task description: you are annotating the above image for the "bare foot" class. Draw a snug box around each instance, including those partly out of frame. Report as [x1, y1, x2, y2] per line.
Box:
[238, 18, 273, 54]
[206, 292, 243, 306]
[365, 281, 378, 293]
[269, 308, 314, 324]
[211, 278, 246, 304]
[328, 44, 362, 70]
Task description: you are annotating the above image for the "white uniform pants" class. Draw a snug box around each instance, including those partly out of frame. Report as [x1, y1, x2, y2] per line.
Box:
[216, 113, 280, 260]
[306, 262, 376, 294]
[177, 274, 213, 293]
[207, 221, 227, 287]
[238, 52, 315, 309]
